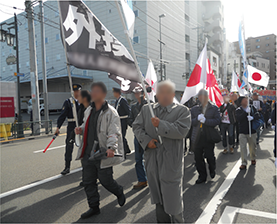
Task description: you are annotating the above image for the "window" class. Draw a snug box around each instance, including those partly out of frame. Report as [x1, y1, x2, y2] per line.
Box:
[19, 64, 21, 69]
[56, 34, 60, 41]
[26, 61, 29, 67]
[134, 10, 139, 17]
[185, 35, 190, 43]
[2, 67, 5, 72]
[247, 48, 251, 52]
[266, 50, 269, 53]
[133, 1, 137, 5]
[2, 51, 5, 57]
[25, 23, 28, 29]
[45, 37, 49, 44]
[256, 39, 260, 42]
[256, 45, 260, 49]
[26, 43, 29, 49]
[266, 37, 270, 40]
[134, 29, 137, 34]
[56, 54, 61, 60]
[257, 62, 259, 67]
[83, 70, 88, 76]
[262, 63, 265, 68]
[185, 14, 189, 21]
[109, 9, 111, 13]
[266, 43, 269, 47]
[46, 56, 49, 63]
[133, 36, 140, 43]
[213, 56, 217, 66]
[252, 62, 257, 67]
[185, 53, 190, 60]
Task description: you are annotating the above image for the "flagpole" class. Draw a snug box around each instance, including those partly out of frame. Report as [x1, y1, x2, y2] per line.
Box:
[115, 1, 162, 144]
[58, 1, 80, 146]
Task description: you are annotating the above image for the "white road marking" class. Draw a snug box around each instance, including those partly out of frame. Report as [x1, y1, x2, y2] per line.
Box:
[33, 145, 65, 153]
[0, 167, 82, 199]
[195, 159, 241, 224]
[217, 206, 277, 224]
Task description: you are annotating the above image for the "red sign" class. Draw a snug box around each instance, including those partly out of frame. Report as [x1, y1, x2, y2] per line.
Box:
[253, 90, 276, 100]
[0, 97, 15, 118]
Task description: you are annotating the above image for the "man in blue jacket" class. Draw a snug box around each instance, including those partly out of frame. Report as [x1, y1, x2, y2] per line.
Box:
[236, 96, 259, 170]
[191, 89, 221, 184]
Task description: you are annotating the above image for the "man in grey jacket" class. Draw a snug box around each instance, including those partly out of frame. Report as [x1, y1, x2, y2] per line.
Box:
[133, 80, 191, 223]
[75, 82, 125, 219]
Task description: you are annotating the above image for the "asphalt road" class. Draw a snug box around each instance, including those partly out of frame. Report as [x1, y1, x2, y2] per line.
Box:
[0, 127, 276, 223]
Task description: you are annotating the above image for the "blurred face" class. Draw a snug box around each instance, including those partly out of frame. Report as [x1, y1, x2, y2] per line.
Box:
[156, 84, 175, 107]
[231, 94, 238, 101]
[198, 94, 208, 105]
[241, 97, 248, 108]
[253, 95, 258, 100]
[113, 92, 120, 98]
[73, 90, 80, 100]
[91, 86, 106, 103]
[78, 94, 84, 104]
[223, 96, 230, 103]
[134, 92, 144, 101]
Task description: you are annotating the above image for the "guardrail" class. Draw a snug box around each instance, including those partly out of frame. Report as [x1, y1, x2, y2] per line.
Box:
[0, 120, 52, 141]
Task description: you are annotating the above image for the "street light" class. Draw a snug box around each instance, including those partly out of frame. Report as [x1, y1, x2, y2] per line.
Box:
[159, 13, 166, 81]
[0, 28, 7, 42]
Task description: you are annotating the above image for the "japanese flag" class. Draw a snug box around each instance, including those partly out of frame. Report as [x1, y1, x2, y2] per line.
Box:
[145, 61, 158, 102]
[247, 65, 269, 87]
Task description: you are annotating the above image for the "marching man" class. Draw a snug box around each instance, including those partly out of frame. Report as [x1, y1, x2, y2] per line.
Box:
[55, 84, 81, 175]
[133, 80, 191, 223]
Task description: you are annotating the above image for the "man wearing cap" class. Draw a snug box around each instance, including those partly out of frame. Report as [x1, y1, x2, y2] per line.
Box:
[55, 84, 81, 175]
[113, 87, 131, 156]
[191, 89, 221, 184]
[128, 89, 148, 189]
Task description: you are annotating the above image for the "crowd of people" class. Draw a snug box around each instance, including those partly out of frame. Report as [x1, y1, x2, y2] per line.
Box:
[53, 80, 276, 223]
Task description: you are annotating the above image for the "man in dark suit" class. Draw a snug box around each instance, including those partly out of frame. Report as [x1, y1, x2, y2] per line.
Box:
[113, 87, 131, 157]
[55, 84, 81, 175]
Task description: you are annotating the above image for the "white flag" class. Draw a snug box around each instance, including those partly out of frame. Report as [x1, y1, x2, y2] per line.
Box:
[120, 0, 135, 39]
[145, 61, 158, 102]
[230, 71, 246, 96]
[247, 65, 269, 87]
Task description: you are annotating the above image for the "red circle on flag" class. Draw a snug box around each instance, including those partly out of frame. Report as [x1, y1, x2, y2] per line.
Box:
[252, 72, 262, 81]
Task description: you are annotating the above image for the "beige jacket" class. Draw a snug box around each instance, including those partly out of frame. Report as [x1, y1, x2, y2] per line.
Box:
[76, 102, 124, 169]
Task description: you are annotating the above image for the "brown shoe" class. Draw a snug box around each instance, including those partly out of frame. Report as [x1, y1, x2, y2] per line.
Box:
[230, 147, 234, 154]
[251, 160, 256, 165]
[133, 181, 148, 189]
[222, 149, 228, 154]
[239, 165, 247, 170]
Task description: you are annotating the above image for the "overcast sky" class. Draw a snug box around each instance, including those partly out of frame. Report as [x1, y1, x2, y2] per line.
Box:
[0, 0, 276, 43]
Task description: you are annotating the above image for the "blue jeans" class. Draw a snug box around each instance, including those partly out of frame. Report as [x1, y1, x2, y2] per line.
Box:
[134, 137, 147, 182]
[220, 123, 234, 148]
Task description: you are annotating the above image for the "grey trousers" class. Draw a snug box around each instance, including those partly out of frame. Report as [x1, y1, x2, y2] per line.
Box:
[156, 203, 184, 223]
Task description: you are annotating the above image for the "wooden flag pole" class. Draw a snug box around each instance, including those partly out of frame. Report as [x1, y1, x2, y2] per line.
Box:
[115, 1, 162, 144]
[58, 1, 81, 146]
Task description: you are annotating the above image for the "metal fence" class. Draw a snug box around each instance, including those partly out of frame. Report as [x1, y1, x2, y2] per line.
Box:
[0, 120, 52, 141]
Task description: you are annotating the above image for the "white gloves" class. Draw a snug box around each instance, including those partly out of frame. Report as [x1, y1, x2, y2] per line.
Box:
[247, 115, 254, 121]
[245, 107, 251, 113]
[198, 114, 206, 123]
[272, 125, 275, 130]
[268, 119, 271, 124]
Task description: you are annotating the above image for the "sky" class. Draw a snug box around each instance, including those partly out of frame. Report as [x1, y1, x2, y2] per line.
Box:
[0, 0, 277, 42]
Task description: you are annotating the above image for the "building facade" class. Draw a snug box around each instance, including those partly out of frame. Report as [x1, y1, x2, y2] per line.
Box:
[1, 0, 204, 101]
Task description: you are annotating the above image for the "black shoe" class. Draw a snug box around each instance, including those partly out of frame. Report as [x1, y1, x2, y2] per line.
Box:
[80, 208, 100, 219]
[195, 178, 206, 184]
[79, 182, 84, 187]
[61, 167, 70, 175]
[117, 192, 126, 207]
[210, 171, 216, 179]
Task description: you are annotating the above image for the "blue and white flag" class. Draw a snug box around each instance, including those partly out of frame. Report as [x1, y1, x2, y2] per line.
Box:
[120, 0, 135, 39]
[238, 19, 248, 88]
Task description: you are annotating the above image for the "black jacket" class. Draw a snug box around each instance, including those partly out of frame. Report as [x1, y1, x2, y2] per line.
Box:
[128, 99, 148, 127]
[235, 105, 259, 134]
[219, 103, 236, 124]
[57, 98, 79, 129]
[191, 102, 221, 144]
[115, 96, 130, 119]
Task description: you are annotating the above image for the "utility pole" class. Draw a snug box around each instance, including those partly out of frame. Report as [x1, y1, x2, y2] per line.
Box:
[25, 0, 41, 135]
[14, 14, 24, 137]
[159, 14, 166, 81]
[39, 0, 49, 134]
